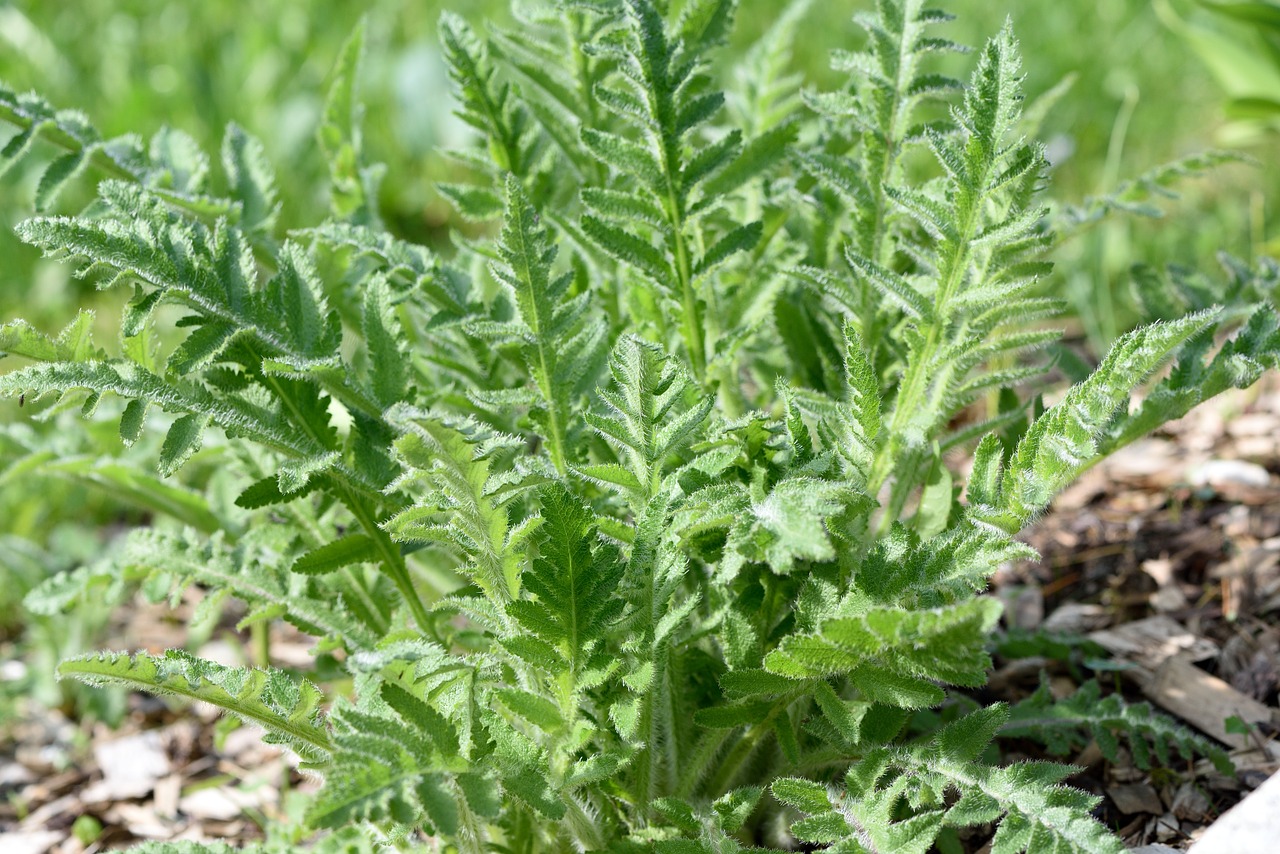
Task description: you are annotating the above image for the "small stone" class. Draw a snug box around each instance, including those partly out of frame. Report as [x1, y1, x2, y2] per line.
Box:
[1109, 783, 1165, 816]
[0, 762, 33, 788]
[81, 730, 171, 803]
[1188, 460, 1271, 490]
[1153, 812, 1181, 842]
[1171, 782, 1212, 823]
[1151, 584, 1190, 613]
[179, 785, 268, 821]
[0, 830, 63, 854]
[1225, 413, 1277, 438]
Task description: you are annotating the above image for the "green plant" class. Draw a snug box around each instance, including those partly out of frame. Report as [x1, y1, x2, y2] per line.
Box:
[2, 1, 1274, 851]
[1156, 0, 1280, 136]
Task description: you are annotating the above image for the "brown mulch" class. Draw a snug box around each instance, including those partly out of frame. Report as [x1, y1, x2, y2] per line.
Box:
[0, 600, 319, 854]
[991, 380, 1280, 850]
[2, 384, 1280, 852]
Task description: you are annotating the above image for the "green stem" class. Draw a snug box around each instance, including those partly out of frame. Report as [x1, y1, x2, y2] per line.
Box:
[250, 621, 271, 669]
[0, 102, 136, 181]
[674, 728, 732, 799]
[655, 113, 708, 384]
[716, 360, 745, 419]
[251, 350, 435, 630]
[672, 215, 708, 384]
[866, 156, 990, 516]
[341, 485, 433, 630]
[704, 702, 787, 796]
[637, 646, 670, 820]
[0, 101, 278, 268]
[507, 200, 570, 475]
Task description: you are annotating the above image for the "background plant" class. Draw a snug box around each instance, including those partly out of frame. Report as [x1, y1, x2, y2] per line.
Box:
[1, 0, 1276, 327]
[2, 1, 1277, 852]
[1156, 0, 1280, 141]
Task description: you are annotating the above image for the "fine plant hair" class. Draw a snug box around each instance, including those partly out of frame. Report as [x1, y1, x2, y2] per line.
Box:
[2, 1, 1277, 852]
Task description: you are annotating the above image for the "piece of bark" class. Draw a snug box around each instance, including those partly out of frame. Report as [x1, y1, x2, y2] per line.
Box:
[1091, 617, 1280, 760]
[1152, 812, 1182, 843]
[1147, 656, 1279, 756]
[1190, 769, 1280, 853]
[1090, 615, 1219, 672]
[102, 801, 173, 839]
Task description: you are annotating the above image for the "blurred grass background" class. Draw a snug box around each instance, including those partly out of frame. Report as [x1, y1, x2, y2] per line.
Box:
[1, 0, 1276, 335]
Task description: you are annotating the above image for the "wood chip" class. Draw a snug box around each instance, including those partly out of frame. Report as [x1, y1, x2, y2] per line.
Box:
[1109, 783, 1165, 816]
[1091, 617, 1280, 760]
[1142, 558, 1176, 588]
[1089, 615, 1219, 672]
[17, 794, 78, 832]
[999, 585, 1044, 630]
[153, 773, 183, 819]
[1152, 811, 1182, 843]
[179, 788, 252, 822]
[1224, 413, 1277, 439]
[1104, 439, 1182, 486]
[1042, 602, 1110, 633]
[102, 801, 173, 839]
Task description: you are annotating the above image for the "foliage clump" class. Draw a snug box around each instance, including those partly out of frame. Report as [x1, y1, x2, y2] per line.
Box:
[2, 1, 1273, 851]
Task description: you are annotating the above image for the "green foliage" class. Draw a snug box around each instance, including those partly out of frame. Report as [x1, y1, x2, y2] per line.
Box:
[1004, 679, 1234, 775]
[1158, 0, 1280, 134]
[2, 1, 1274, 852]
[59, 650, 331, 763]
[774, 706, 1128, 854]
